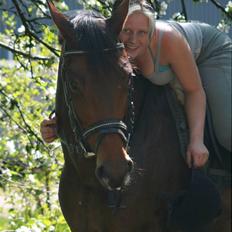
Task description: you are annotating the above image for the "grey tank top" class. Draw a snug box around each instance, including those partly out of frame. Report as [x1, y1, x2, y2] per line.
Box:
[146, 21, 203, 104]
[145, 21, 203, 87]
[146, 30, 175, 85]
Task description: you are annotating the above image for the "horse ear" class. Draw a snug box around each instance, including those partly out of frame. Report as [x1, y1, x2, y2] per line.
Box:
[106, 0, 130, 36]
[47, 0, 74, 43]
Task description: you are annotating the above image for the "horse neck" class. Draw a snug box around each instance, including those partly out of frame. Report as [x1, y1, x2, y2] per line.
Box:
[133, 75, 150, 123]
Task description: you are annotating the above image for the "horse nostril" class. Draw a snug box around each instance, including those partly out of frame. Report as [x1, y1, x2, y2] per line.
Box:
[127, 160, 134, 172]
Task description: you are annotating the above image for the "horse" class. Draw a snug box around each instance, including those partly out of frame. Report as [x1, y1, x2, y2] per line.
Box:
[47, 1, 230, 231]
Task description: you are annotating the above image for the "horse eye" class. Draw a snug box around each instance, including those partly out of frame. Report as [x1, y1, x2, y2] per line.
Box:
[68, 79, 81, 93]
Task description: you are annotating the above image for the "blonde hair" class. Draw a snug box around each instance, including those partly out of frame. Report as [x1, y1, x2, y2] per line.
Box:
[128, 2, 156, 40]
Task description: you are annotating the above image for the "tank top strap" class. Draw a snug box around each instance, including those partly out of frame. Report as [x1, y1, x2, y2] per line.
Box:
[154, 30, 164, 74]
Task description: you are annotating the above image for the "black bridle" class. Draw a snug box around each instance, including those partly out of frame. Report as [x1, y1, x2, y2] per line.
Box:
[59, 42, 135, 159]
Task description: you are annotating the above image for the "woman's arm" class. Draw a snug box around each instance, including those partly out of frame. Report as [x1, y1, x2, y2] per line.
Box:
[184, 89, 209, 168]
[163, 27, 209, 168]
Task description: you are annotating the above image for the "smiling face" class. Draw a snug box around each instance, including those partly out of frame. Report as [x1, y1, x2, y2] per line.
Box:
[119, 12, 150, 59]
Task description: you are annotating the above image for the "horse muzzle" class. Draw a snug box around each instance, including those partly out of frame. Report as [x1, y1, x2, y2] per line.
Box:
[95, 156, 133, 190]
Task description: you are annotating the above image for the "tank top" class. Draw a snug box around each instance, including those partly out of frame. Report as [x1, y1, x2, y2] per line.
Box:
[145, 20, 203, 103]
[146, 30, 175, 85]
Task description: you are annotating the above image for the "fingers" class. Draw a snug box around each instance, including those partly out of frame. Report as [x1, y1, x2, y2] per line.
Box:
[42, 135, 56, 143]
[186, 146, 209, 169]
[40, 117, 56, 127]
[192, 153, 208, 168]
[40, 128, 57, 143]
[40, 117, 58, 143]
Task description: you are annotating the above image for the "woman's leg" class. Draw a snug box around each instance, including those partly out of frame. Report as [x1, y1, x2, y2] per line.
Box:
[198, 32, 232, 152]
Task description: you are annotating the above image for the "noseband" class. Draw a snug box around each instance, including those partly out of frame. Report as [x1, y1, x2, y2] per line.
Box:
[59, 42, 135, 159]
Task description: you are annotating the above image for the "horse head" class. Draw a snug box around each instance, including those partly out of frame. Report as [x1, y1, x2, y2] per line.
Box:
[47, 0, 134, 190]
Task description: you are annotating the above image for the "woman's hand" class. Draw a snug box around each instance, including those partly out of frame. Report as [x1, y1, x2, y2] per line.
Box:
[186, 141, 209, 168]
[40, 117, 58, 143]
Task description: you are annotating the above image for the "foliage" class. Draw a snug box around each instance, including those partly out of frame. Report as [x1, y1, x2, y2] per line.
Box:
[0, 0, 231, 231]
[0, 0, 69, 230]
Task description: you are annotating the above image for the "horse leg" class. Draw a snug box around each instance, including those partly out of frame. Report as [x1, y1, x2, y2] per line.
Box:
[167, 167, 226, 232]
[205, 187, 231, 232]
[59, 164, 87, 232]
[219, 187, 232, 232]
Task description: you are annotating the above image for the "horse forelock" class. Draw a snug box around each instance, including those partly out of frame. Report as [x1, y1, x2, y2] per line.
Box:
[65, 10, 123, 72]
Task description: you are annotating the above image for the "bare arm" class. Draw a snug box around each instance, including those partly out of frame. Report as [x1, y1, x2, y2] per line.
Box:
[163, 28, 209, 168]
[185, 89, 206, 145]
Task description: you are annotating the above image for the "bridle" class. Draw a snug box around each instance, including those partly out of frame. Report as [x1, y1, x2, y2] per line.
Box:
[59, 42, 135, 159]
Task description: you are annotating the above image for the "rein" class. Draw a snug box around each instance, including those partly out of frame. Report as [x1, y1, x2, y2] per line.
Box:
[59, 42, 135, 159]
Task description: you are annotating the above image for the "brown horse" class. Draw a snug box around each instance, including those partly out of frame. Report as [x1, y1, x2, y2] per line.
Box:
[47, 1, 230, 231]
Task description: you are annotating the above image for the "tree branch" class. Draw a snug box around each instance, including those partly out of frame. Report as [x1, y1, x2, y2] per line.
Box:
[0, 88, 45, 146]
[11, 0, 60, 57]
[0, 41, 53, 61]
[180, 0, 188, 20]
[210, 0, 232, 20]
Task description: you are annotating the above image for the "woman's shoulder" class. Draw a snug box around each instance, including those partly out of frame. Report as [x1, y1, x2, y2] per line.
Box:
[153, 21, 184, 47]
[155, 21, 172, 37]
[156, 21, 177, 33]
[151, 21, 189, 63]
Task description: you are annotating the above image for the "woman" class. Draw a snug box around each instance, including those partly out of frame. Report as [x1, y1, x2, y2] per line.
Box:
[41, 2, 231, 169]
